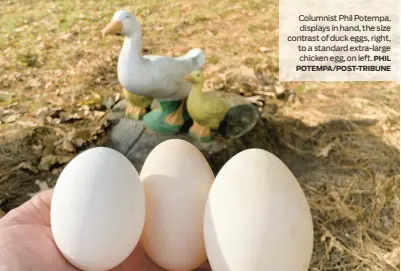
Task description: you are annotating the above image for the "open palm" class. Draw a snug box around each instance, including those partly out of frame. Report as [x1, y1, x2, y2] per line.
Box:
[0, 190, 211, 271]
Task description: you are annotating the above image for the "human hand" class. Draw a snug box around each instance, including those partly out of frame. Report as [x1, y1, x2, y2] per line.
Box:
[0, 190, 212, 271]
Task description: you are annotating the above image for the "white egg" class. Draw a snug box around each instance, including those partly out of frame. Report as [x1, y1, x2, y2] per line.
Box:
[51, 147, 145, 271]
[140, 139, 214, 271]
[204, 149, 313, 271]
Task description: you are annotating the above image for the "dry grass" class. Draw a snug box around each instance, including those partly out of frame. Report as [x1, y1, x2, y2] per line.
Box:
[0, 0, 399, 270]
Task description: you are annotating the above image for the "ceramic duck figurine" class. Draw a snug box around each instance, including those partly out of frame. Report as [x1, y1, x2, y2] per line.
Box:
[122, 88, 153, 119]
[185, 70, 259, 142]
[102, 10, 205, 134]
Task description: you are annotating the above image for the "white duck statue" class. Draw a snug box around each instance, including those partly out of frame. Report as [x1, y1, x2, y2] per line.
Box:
[102, 10, 205, 134]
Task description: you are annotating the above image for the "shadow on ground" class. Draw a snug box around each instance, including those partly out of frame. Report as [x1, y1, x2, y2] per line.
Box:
[207, 117, 398, 180]
[1, 115, 397, 211]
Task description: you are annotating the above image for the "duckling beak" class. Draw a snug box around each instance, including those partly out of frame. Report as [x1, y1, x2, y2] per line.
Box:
[184, 76, 193, 83]
[101, 21, 123, 37]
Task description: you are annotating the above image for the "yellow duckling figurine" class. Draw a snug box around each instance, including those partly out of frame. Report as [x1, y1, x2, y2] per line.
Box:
[185, 70, 260, 141]
[184, 70, 230, 141]
[122, 89, 153, 119]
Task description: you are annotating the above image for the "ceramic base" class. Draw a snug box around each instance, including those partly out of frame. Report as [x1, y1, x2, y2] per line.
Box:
[143, 100, 189, 135]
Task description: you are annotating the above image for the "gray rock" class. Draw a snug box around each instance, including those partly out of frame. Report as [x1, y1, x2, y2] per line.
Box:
[104, 118, 144, 155]
[104, 112, 263, 173]
[106, 111, 124, 122]
[105, 118, 229, 172]
[112, 100, 128, 112]
[126, 130, 178, 171]
[126, 129, 228, 172]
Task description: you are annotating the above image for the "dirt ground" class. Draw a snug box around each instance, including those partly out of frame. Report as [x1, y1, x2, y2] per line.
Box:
[0, 0, 399, 270]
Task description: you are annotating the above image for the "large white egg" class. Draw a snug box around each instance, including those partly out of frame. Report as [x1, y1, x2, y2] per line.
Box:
[140, 139, 214, 271]
[204, 149, 313, 271]
[50, 147, 145, 271]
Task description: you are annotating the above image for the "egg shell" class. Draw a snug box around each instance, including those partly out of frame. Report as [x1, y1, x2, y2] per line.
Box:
[204, 149, 313, 271]
[140, 139, 214, 271]
[50, 147, 145, 271]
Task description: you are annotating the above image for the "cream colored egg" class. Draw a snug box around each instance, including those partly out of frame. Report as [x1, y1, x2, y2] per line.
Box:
[140, 139, 214, 271]
[51, 147, 145, 271]
[204, 149, 313, 271]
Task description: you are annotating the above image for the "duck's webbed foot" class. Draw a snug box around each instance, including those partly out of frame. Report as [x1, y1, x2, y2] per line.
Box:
[165, 100, 185, 126]
[143, 99, 189, 135]
[125, 103, 147, 120]
[189, 122, 212, 142]
[123, 89, 153, 120]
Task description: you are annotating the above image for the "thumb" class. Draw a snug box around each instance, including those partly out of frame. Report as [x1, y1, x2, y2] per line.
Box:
[2, 189, 54, 227]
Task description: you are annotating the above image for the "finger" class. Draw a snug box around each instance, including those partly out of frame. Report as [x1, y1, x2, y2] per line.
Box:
[33, 188, 54, 207]
[26, 189, 54, 226]
[2, 189, 54, 227]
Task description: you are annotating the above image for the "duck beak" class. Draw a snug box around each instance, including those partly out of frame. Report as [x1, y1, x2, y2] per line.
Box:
[101, 21, 123, 37]
[184, 76, 193, 83]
